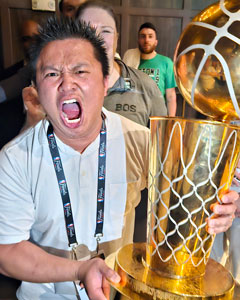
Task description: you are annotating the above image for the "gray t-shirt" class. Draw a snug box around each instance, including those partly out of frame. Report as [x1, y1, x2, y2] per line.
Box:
[104, 59, 167, 126]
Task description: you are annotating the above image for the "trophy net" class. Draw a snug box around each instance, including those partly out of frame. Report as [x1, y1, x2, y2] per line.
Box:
[146, 117, 240, 279]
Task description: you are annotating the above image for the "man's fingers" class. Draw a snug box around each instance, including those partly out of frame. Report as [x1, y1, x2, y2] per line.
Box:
[211, 203, 237, 215]
[102, 276, 111, 300]
[207, 214, 235, 234]
[232, 177, 240, 186]
[80, 259, 120, 300]
[221, 191, 239, 204]
[207, 190, 237, 235]
[101, 263, 120, 284]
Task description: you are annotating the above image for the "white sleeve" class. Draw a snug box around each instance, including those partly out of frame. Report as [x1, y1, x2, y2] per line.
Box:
[0, 148, 34, 244]
[123, 48, 141, 69]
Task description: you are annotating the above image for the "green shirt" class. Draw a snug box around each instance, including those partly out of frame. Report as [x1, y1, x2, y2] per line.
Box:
[139, 54, 176, 98]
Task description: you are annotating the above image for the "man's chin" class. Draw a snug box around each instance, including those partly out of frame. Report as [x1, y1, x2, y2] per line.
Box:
[138, 47, 155, 55]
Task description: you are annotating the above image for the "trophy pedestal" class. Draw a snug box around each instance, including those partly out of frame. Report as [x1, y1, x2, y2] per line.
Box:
[106, 243, 235, 300]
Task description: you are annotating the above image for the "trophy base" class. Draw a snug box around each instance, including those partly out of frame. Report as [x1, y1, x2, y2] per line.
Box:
[106, 243, 235, 299]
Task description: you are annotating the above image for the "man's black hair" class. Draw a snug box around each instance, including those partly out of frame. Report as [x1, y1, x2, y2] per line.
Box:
[29, 16, 109, 83]
[138, 22, 158, 36]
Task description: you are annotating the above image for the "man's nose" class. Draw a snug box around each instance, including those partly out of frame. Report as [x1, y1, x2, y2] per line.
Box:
[58, 72, 77, 93]
[145, 36, 150, 43]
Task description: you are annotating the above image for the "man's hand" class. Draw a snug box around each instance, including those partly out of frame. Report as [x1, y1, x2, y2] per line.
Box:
[22, 86, 45, 129]
[78, 258, 120, 300]
[207, 190, 238, 234]
[0, 241, 120, 299]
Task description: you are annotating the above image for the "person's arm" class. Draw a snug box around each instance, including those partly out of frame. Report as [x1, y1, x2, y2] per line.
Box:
[166, 87, 177, 117]
[231, 161, 240, 217]
[0, 65, 32, 103]
[149, 82, 167, 117]
[0, 240, 120, 300]
[235, 196, 240, 218]
[207, 190, 238, 234]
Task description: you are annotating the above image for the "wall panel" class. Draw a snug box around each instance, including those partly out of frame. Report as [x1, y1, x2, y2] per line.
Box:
[0, 0, 217, 70]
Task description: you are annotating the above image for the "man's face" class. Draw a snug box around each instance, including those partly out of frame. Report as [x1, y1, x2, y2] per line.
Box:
[79, 7, 118, 65]
[35, 38, 108, 141]
[21, 20, 39, 59]
[138, 28, 158, 54]
[61, 0, 86, 18]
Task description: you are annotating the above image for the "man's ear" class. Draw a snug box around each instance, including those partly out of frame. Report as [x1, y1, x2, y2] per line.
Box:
[22, 85, 40, 111]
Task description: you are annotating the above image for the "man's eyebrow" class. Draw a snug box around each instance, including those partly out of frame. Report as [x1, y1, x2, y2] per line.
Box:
[72, 63, 90, 70]
[39, 63, 91, 73]
[40, 65, 59, 73]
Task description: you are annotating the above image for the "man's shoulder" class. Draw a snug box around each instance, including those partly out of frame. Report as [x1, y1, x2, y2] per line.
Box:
[105, 108, 149, 134]
[124, 48, 139, 57]
[121, 60, 160, 88]
[104, 109, 149, 155]
[0, 121, 45, 157]
[119, 113, 150, 136]
[156, 53, 173, 64]
[122, 48, 140, 69]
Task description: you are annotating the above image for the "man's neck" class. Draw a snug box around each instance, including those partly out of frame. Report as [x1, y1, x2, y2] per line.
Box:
[140, 50, 157, 60]
[53, 118, 103, 154]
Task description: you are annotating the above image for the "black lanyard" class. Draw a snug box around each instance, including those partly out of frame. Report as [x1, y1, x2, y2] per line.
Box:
[47, 119, 107, 247]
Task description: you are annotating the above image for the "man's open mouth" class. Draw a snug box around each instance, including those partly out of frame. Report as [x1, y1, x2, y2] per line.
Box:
[62, 99, 81, 124]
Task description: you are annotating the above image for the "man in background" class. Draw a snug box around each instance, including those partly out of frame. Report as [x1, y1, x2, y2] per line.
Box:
[0, 19, 40, 150]
[123, 22, 177, 116]
[0, 0, 86, 105]
[0, 19, 39, 104]
[59, 0, 87, 17]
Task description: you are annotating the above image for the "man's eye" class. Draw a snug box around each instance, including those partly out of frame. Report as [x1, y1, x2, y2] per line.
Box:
[45, 72, 58, 77]
[75, 70, 88, 75]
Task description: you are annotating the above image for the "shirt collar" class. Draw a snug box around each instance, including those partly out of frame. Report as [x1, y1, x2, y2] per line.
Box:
[107, 59, 135, 94]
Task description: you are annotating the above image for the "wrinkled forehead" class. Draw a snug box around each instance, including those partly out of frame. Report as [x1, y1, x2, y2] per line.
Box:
[79, 7, 116, 31]
[36, 38, 97, 69]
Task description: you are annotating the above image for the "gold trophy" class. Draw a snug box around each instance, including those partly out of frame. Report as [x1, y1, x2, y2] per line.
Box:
[106, 1, 240, 299]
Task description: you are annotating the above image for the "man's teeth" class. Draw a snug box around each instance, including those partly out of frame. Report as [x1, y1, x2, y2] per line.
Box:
[62, 99, 81, 123]
[63, 99, 77, 104]
[65, 117, 81, 123]
[62, 112, 80, 123]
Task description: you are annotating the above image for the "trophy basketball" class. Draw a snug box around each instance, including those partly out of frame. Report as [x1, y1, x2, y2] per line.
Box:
[106, 0, 240, 299]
